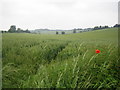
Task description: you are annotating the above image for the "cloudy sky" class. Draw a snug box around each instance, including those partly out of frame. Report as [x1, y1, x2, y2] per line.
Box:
[0, 0, 119, 30]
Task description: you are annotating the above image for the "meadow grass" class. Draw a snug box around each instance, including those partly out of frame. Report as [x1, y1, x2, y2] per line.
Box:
[2, 28, 119, 88]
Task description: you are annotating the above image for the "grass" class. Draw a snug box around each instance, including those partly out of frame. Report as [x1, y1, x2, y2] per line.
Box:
[2, 27, 119, 88]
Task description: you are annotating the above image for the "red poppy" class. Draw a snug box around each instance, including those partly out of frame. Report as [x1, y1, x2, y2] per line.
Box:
[96, 49, 100, 53]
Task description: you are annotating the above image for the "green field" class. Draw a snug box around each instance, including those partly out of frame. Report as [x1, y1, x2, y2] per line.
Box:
[2, 28, 119, 88]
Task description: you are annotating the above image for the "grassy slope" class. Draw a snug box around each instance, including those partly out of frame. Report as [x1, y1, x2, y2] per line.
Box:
[2, 28, 119, 88]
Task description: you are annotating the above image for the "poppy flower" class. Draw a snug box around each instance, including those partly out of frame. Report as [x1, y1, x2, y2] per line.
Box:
[96, 49, 100, 53]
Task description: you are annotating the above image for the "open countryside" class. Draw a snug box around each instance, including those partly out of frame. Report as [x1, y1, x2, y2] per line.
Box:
[2, 27, 119, 88]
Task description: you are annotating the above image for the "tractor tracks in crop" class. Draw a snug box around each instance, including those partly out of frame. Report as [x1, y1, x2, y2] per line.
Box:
[45, 41, 70, 62]
[31, 41, 71, 74]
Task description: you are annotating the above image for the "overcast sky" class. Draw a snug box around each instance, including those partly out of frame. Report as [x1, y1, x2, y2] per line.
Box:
[0, 0, 119, 30]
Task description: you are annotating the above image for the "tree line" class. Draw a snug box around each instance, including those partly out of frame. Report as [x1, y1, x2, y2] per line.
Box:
[1, 25, 30, 33]
[71, 24, 120, 34]
[1, 24, 120, 34]
[93, 24, 120, 30]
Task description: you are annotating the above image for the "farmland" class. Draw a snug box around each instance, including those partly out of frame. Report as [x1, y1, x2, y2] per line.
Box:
[2, 28, 119, 88]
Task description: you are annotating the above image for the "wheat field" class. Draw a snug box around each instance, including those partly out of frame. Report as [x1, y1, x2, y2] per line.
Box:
[2, 28, 119, 88]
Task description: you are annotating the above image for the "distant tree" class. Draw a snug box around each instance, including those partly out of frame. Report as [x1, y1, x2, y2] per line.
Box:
[101, 26, 109, 29]
[93, 25, 109, 30]
[56, 32, 59, 34]
[73, 29, 76, 33]
[77, 28, 82, 30]
[17, 28, 22, 33]
[61, 31, 65, 34]
[113, 24, 120, 27]
[104, 26, 109, 28]
[1, 31, 7, 33]
[8, 25, 16, 33]
[93, 26, 99, 30]
[79, 31, 82, 33]
[25, 29, 30, 33]
[16, 28, 30, 33]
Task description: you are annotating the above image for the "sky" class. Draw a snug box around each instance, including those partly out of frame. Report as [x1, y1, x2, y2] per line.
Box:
[0, 0, 119, 30]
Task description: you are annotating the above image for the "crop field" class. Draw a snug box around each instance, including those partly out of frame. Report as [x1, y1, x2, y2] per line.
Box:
[2, 28, 119, 88]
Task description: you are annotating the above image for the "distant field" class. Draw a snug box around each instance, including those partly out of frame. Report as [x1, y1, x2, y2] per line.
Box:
[2, 28, 119, 88]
